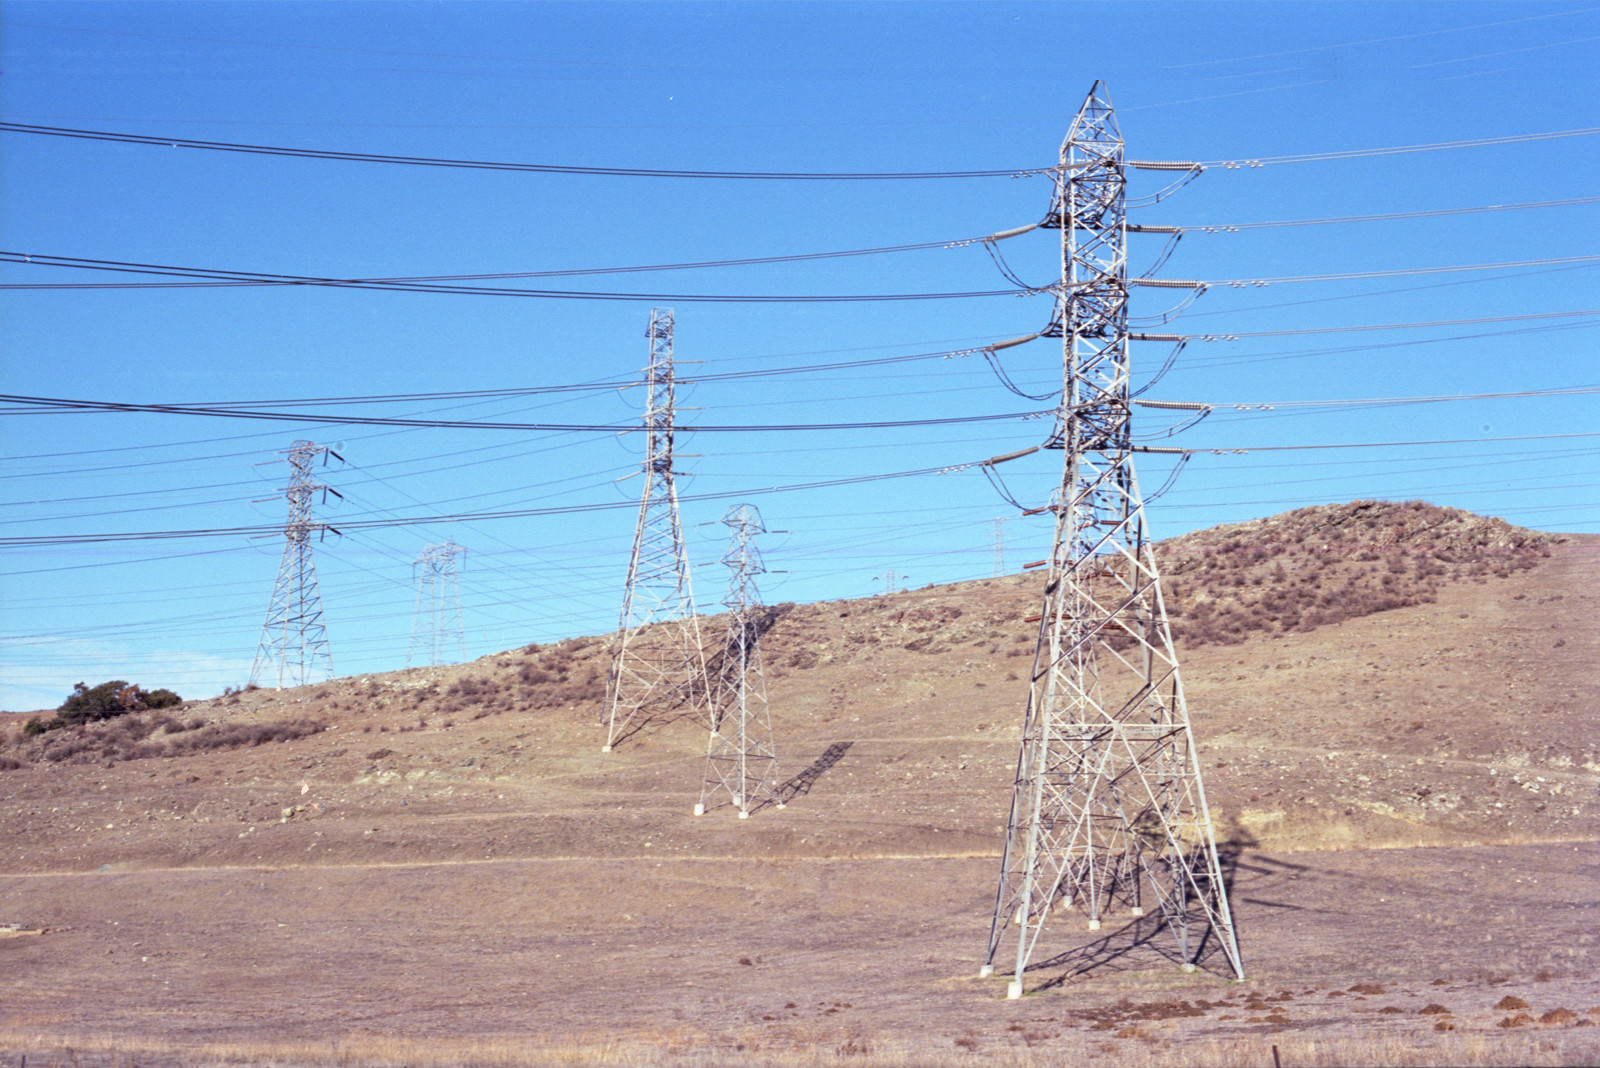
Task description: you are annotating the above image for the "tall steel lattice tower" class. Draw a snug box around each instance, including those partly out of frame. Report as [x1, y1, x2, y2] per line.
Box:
[604, 308, 710, 752]
[981, 83, 1243, 998]
[250, 440, 343, 690]
[406, 540, 466, 668]
[695, 504, 783, 818]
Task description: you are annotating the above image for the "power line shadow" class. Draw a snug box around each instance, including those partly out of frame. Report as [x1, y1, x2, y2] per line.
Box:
[780, 741, 853, 803]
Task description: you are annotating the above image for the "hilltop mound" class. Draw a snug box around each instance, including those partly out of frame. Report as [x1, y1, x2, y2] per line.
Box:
[1156, 500, 1560, 646]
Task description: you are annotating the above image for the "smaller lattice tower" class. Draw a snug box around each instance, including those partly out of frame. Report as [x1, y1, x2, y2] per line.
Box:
[696, 504, 783, 818]
[875, 568, 905, 596]
[993, 518, 1007, 577]
[407, 540, 466, 668]
[604, 308, 710, 751]
[250, 440, 343, 689]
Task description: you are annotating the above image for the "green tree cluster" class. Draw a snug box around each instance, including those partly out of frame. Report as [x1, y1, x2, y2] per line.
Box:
[23, 680, 183, 735]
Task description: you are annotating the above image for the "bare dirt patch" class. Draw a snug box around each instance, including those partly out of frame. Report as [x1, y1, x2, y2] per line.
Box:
[1, 506, 1596, 1066]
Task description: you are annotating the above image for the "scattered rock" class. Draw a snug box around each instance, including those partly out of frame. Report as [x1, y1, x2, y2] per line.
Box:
[1495, 995, 1529, 1011]
[1498, 1013, 1533, 1029]
[1418, 1004, 1451, 1015]
[1540, 1008, 1578, 1025]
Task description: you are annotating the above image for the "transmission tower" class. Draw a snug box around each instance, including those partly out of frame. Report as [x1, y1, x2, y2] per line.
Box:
[993, 518, 1007, 577]
[695, 504, 783, 818]
[980, 83, 1243, 998]
[604, 308, 710, 751]
[250, 440, 343, 690]
[874, 568, 905, 596]
[407, 540, 466, 668]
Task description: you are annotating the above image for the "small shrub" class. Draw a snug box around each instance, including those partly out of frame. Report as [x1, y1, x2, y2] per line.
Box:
[166, 719, 326, 755]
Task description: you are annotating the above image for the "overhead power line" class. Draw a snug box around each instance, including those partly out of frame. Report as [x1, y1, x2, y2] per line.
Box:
[2, 224, 1041, 286]
[1136, 384, 1600, 412]
[0, 122, 1051, 179]
[5, 121, 1594, 180]
[4, 195, 1589, 293]
[1131, 308, 1600, 342]
[1139, 195, 1600, 234]
[0, 392, 1051, 432]
[0, 343, 1026, 419]
[1138, 430, 1600, 457]
[0, 252, 1034, 301]
[1202, 125, 1600, 168]
[0, 459, 999, 548]
[10, 250, 1594, 299]
[1133, 255, 1600, 289]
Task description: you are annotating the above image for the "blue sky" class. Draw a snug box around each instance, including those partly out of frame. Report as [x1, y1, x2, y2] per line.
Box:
[2, 2, 1596, 710]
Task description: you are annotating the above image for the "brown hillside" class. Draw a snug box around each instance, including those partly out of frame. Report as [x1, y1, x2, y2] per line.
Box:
[1, 501, 1596, 1067]
[1157, 499, 1558, 647]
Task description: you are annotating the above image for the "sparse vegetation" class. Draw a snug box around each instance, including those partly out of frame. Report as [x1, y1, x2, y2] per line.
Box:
[1156, 501, 1555, 647]
[0, 711, 322, 769]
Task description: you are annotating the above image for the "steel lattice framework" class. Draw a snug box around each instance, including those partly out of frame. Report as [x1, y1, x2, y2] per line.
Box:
[250, 440, 342, 690]
[604, 308, 710, 751]
[695, 504, 783, 818]
[981, 83, 1243, 998]
[407, 540, 466, 668]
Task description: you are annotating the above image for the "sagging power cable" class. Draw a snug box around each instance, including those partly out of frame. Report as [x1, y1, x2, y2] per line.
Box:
[1130, 195, 1600, 235]
[4, 223, 1045, 285]
[0, 391, 1053, 433]
[0, 251, 1045, 302]
[0, 121, 1055, 180]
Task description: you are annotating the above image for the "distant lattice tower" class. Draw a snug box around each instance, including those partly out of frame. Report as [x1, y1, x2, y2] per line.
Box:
[695, 504, 783, 818]
[981, 83, 1244, 997]
[603, 308, 711, 751]
[407, 540, 466, 668]
[250, 440, 343, 690]
[874, 568, 905, 596]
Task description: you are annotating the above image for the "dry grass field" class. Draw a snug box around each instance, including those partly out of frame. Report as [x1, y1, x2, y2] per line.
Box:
[2, 503, 1596, 1067]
